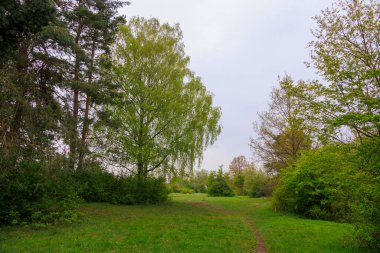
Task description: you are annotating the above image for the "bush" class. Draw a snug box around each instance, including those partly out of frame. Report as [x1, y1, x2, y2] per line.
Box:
[179, 187, 195, 194]
[352, 139, 380, 250]
[168, 180, 193, 194]
[207, 169, 234, 197]
[0, 156, 80, 225]
[233, 174, 245, 195]
[272, 145, 357, 221]
[248, 172, 268, 198]
[191, 169, 209, 193]
[75, 165, 169, 204]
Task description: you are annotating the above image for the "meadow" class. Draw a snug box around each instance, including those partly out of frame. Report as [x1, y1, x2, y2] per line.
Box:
[0, 194, 370, 253]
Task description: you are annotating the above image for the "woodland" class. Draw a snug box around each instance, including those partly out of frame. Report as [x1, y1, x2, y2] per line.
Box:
[0, 0, 379, 252]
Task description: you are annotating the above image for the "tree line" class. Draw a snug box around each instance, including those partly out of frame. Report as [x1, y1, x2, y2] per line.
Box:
[168, 156, 273, 198]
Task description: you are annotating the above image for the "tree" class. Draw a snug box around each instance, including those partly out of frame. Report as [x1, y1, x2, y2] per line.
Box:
[248, 171, 268, 198]
[75, 0, 128, 170]
[228, 155, 256, 195]
[250, 76, 312, 175]
[228, 155, 249, 178]
[0, 0, 74, 166]
[303, 1, 380, 248]
[0, 0, 56, 58]
[57, 0, 127, 170]
[272, 145, 358, 221]
[191, 169, 209, 193]
[306, 0, 380, 141]
[0, 0, 81, 224]
[98, 17, 221, 183]
[207, 168, 234, 197]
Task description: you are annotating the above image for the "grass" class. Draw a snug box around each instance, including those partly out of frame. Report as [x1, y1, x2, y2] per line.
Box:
[0, 194, 372, 253]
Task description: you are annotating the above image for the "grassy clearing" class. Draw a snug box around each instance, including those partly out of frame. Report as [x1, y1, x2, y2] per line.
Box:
[175, 194, 371, 253]
[0, 194, 254, 253]
[0, 194, 371, 253]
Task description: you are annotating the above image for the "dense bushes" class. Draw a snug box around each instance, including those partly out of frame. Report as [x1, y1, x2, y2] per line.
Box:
[168, 177, 195, 194]
[0, 157, 80, 225]
[353, 139, 380, 250]
[248, 172, 274, 198]
[273, 146, 357, 221]
[0, 158, 169, 226]
[272, 142, 380, 250]
[207, 169, 234, 197]
[75, 166, 169, 205]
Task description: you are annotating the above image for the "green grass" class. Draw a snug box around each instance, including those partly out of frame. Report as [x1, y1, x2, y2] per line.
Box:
[0, 194, 372, 253]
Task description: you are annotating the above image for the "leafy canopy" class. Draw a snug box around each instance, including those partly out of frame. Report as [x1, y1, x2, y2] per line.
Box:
[99, 17, 221, 177]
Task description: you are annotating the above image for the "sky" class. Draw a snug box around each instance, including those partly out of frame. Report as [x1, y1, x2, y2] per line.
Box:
[121, 0, 335, 171]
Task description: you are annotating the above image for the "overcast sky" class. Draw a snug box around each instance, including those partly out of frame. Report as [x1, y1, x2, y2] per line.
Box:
[121, 0, 335, 171]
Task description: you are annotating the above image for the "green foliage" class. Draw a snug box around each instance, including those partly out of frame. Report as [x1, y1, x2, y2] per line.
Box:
[178, 188, 195, 194]
[0, 157, 79, 225]
[75, 165, 169, 205]
[250, 76, 312, 174]
[190, 169, 209, 193]
[0, 0, 56, 57]
[304, 0, 380, 140]
[352, 139, 380, 250]
[207, 169, 234, 197]
[273, 145, 357, 221]
[98, 17, 221, 179]
[227, 156, 273, 197]
[168, 169, 208, 194]
[169, 184, 194, 194]
[248, 172, 269, 198]
[233, 174, 245, 195]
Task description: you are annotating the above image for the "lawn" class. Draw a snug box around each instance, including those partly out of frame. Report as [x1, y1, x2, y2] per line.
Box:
[0, 194, 371, 253]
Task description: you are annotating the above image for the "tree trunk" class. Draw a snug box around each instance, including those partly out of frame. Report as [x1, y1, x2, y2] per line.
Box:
[69, 22, 83, 170]
[78, 38, 96, 170]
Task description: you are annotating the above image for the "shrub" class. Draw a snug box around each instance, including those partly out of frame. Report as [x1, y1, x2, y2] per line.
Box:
[272, 145, 357, 221]
[0, 156, 80, 225]
[191, 169, 209, 193]
[75, 165, 169, 204]
[207, 169, 234, 197]
[179, 187, 195, 194]
[352, 139, 380, 250]
[248, 172, 268, 198]
[233, 174, 245, 195]
[168, 180, 193, 194]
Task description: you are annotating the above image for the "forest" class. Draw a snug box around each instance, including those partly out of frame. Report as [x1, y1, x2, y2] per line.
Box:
[0, 0, 379, 252]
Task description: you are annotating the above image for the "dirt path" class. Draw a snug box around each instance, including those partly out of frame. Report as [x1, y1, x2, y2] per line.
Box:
[244, 217, 267, 253]
[189, 201, 267, 253]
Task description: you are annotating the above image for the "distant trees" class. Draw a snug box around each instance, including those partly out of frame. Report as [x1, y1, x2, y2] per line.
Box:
[227, 155, 274, 197]
[191, 169, 209, 193]
[228, 155, 249, 178]
[97, 17, 221, 184]
[207, 168, 234, 197]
